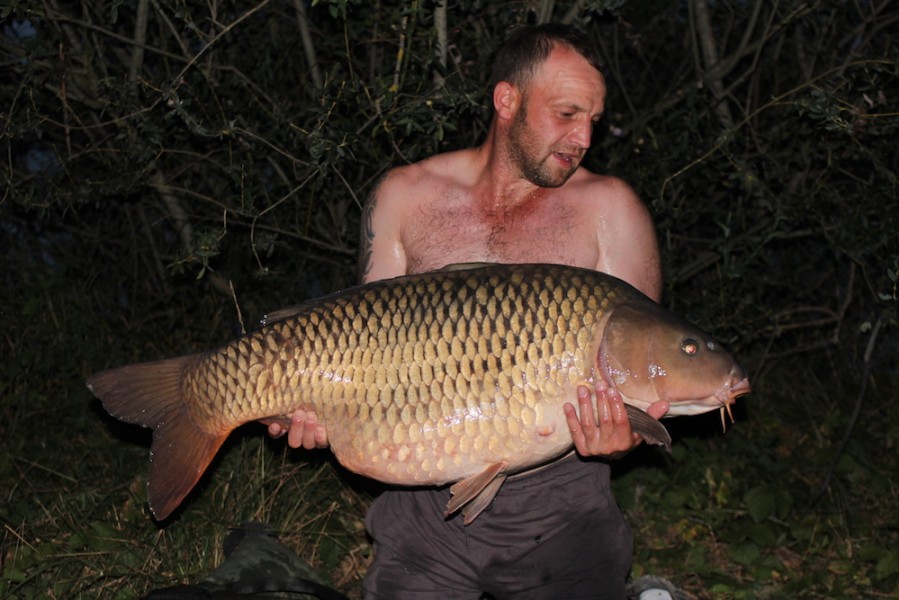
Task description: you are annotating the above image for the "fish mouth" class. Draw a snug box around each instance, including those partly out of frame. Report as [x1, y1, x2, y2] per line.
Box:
[662, 370, 751, 422]
[716, 373, 751, 430]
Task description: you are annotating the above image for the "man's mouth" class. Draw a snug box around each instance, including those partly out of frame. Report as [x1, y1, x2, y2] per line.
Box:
[552, 149, 583, 167]
[552, 151, 577, 166]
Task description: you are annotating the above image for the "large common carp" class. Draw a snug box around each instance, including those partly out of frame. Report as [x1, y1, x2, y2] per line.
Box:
[88, 263, 750, 524]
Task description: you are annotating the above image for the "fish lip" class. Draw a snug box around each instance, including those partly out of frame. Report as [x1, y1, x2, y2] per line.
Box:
[668, 376, 751, 417]
[712, 380, 751, 407]
[730, 377, 751, 397]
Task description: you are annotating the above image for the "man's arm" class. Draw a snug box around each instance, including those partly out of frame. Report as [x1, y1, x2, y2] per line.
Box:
[358, 171, 409, 284]
[565, 178, 669, 457]
[596, 177, 662, 301]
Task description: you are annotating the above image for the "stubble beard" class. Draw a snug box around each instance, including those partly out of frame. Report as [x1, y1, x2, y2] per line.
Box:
[508, 104, 581, 189]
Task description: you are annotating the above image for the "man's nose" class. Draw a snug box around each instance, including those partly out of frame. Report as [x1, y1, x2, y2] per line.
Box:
[568, 122, 592, 148]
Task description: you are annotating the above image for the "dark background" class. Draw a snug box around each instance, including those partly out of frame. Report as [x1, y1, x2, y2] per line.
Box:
[2, 0, 897, 597]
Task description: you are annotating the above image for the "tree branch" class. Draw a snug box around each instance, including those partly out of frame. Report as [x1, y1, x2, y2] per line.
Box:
[434, 0, 447, 86]
[128, 0, 150, 85]
[293, 0, 323, 92]
[691, 0, 734, 128]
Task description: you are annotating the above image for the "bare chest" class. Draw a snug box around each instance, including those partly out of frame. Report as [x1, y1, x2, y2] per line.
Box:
[402, 195, 599, 273]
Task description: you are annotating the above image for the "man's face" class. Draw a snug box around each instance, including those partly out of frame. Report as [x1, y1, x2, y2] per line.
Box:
[506, 46, 606, 188]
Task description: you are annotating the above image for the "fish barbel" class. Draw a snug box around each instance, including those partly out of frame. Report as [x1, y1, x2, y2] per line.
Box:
[87, 263, 750, 523]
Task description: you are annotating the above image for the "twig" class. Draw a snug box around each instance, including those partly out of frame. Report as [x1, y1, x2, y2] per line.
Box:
[534, 0, 555, 24]
[659, 58, 893, 199]
[128, 0, 150, 84]
[434, 0, 447, 86]
[14, 456, 79, 484]
[561, 0, 585, 25]
[815, 315, 884, 502]
[151, 172, 231, 297]
[41, 8, 188, 63]
[151, 171, 193, 250]
[167, 0, 273, 98]
[293, 0, 323, 92]
[136, 203, 172, 297]
[230, 279, 246, 336]
[150, 0, 191, 57]
[391, 16, 409, 93]
[691, 0, 734, 128]
[56, 42, 72, 159]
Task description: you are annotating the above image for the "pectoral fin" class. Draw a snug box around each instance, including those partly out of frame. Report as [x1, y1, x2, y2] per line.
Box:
[445, 461, 508, 525]
[625, 404, 672, 452]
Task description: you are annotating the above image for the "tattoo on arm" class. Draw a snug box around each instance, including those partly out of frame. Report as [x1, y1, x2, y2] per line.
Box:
[357, 194, 376, 282]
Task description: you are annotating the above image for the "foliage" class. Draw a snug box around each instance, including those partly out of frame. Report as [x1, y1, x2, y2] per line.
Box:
[2, 0, 898, 598]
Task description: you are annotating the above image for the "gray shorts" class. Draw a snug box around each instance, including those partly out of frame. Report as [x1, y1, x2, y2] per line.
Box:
[363, 457, 632, 599]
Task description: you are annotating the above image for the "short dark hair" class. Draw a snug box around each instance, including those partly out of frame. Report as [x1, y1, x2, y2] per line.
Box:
[489, 24, 603, 92]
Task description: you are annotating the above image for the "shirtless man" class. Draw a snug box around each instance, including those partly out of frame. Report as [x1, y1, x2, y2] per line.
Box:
[271, 24, 670, 598]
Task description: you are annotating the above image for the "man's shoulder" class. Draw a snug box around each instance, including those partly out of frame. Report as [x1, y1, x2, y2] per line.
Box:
[564, 169, 644, 213]
[569, 168, 633, 195]
[383, 149, 477, 187]
[374, 149, 478, 206]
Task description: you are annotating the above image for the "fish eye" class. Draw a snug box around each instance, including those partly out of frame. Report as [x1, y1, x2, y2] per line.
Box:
[682, 339, 699, 356]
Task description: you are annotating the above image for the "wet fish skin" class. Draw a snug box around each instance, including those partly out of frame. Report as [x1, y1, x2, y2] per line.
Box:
[87, 263, 750, 523]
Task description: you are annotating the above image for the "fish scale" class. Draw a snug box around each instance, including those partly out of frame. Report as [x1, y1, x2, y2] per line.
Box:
[87, 263, 750, 524]
[217, 272, 584, 484]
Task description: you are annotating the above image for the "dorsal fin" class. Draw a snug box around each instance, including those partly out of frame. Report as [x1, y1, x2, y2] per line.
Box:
[263, 264, 494, 326]
[440, 262, 497, 272]
[260, 303, 310, 327]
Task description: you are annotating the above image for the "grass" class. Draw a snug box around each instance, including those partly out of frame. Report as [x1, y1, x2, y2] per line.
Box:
[2, 415, 373, 599]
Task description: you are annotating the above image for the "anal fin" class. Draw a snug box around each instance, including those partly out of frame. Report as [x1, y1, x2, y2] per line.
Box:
[445, 461, 508, 525]
[460, 475, 506, 525]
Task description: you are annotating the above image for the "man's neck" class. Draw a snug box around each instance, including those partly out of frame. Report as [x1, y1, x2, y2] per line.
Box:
[472, 123, 544, 209]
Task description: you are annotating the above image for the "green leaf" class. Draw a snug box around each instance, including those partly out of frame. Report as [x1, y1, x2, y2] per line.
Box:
[729, 540, 760, 566]
[744, 485, 777, 523]
[876, 551, 899, 580]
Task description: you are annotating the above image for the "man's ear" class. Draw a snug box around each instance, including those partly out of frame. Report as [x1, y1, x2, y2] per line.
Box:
[493, 81, 521, 121]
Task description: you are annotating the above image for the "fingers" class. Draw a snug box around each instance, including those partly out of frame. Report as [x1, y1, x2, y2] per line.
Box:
[268, 421, 285, 439]
[563, 385, 594, 451]
[287, 410, 308, 449]
[275, 410, 329, 450]
[313, 422, 328, 447]
[566, 381, 641, 457]
[646, 400, 670, 420]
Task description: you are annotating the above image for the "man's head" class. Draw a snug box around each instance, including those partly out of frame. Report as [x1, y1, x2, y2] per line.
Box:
[489, 24, 604, 95]
[491, 24, 606, 188]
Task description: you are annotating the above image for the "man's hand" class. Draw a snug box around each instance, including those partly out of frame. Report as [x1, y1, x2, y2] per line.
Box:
[267, 409, 329, 450]
[563, 378, 669, 458]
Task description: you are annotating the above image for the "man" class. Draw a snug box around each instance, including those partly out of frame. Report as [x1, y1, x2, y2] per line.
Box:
[270, 24, 670, 598]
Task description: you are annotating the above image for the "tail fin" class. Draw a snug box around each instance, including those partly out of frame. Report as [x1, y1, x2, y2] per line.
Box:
[87, 356, 229, 520]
